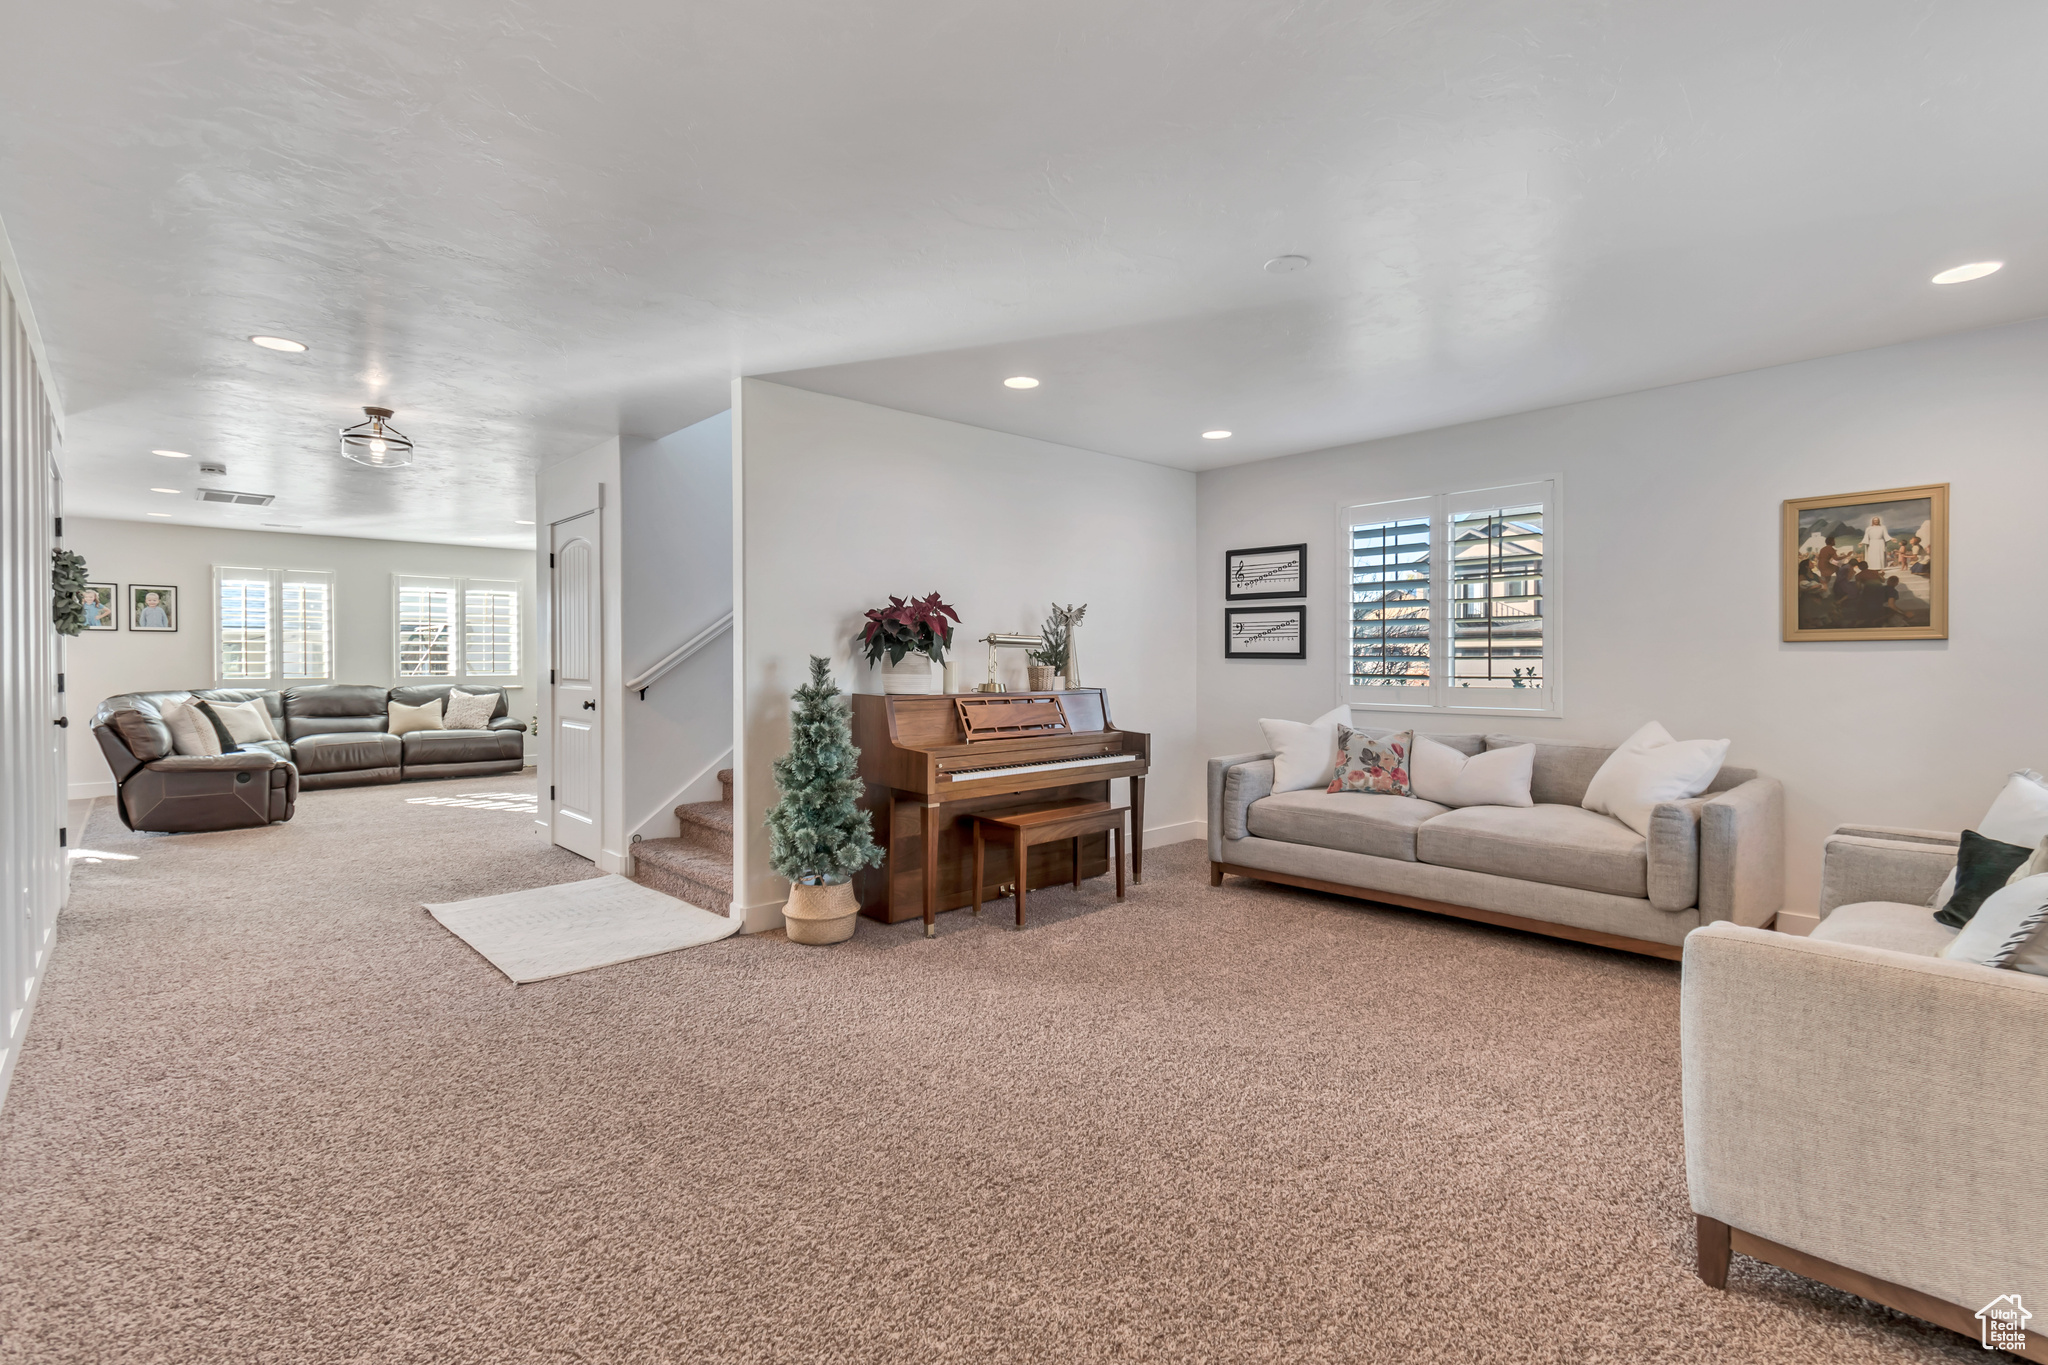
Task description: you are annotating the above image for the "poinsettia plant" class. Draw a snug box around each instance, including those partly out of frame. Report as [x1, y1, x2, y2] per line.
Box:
[856, 592, 960, 666]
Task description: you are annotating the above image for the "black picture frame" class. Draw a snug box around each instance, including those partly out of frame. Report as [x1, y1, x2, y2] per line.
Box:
[127, 584, 178, 632]
[1225, 605, 1306, 660]
[1225, 542, 1306, 601]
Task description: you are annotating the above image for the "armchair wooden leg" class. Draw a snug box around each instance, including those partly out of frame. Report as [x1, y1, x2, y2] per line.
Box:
[1209, 861, 1224, 887]
[1696, 1214, 1731, 1289]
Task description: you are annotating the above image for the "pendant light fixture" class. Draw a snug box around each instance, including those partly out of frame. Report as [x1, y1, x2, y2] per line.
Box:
[338, 406, 415, 468]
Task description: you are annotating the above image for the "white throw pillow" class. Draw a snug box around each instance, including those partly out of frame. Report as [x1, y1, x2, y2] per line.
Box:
[158, 698, 222, 757]
[1931, 770, 2048, 911]
[1941, 872, 2048, 976]
[387, 698, 446, 737]
[205, 697, 278, 745]
[1581, 721, 1730, 837]
[442, 688, 498, 731]
[1410, 736, 1534, 809]
[1259, 704, 1353, 793]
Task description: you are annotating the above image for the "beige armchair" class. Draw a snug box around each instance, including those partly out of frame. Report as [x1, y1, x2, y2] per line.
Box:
[1681, 826, 2047, 1361]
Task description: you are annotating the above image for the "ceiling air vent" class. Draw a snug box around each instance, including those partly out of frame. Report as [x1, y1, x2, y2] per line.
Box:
[196, 488, 276, 507]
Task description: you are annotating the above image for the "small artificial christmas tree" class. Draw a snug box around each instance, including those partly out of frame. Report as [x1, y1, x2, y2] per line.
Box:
[765, 655, 884, 887]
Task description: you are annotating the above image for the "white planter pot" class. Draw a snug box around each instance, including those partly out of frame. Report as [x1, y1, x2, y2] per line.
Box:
[784, 879, 860, 945]
[881, 655, 936, 694]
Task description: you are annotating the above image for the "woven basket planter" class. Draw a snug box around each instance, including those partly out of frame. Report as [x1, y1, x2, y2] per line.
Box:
[784, 879, 860, 945]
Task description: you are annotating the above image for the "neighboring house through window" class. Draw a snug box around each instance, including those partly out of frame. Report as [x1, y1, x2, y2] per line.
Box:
[1342, 479, 1558, 716]
[394, 575, 520, 681]
[214, 567, 335, 684]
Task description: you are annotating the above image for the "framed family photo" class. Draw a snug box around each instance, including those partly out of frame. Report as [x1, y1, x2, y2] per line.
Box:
[128, 584, 178, 632]
[1225, 543, 1306, 600]
[1782, 483, 1947, 642]
[1225, 605, 1307, 659]
[81, 582, 118, 631]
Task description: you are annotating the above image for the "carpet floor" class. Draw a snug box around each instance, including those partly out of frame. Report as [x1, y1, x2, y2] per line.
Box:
[0, 772, 1988, 1363]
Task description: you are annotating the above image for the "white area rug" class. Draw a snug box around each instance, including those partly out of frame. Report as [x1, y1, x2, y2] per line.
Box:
[425, 874, 739, 983]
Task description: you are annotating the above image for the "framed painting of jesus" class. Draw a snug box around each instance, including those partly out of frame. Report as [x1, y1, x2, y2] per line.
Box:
[1782, 483, 1947, 642]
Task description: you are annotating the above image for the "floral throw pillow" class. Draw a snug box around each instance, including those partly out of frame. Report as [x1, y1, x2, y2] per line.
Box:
[1327, 727, 1414, 796]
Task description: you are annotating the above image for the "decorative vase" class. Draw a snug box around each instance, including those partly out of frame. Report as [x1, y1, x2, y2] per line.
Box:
[784, 879, 860, 945]
[881, 655, 935, 694]
[1027, 664, 1058, 691]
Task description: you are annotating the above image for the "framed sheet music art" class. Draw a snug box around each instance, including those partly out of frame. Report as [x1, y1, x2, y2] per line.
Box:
[1225, 543, 1306, 600]
[1225, 605, 1307, 660]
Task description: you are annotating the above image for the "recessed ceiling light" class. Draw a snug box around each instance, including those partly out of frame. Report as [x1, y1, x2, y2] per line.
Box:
[1003, 376, 1040, 389]
[152, 449, 191, 458]
[514, 520, 535, 525]
[1931, 261, 2003, 285]
[1264, 255, 1311, 274]
[250, 335, 308, 352]
[1202, 430, 1233, 440]
[146, 512, 172, 517]
[150, 487, 179, 494]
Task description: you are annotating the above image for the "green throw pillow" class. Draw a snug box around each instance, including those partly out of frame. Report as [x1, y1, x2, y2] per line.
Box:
[1933, 829, 2035, 928]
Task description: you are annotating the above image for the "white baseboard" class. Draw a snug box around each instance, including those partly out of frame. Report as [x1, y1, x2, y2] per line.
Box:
[69, 780, 115, 801]
[1145, 819, 1205, 847]
[1776, 911, 1819, 937]
[737, 899, 785, 935]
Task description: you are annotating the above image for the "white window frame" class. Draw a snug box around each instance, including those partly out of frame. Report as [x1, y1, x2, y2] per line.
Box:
[1337, 477, 1561, 718]
[391, 574, 521, 683]
[212, 566, 336, 686]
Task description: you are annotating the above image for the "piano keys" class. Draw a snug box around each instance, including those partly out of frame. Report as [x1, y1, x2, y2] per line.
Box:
[850, 688, 1149, 928]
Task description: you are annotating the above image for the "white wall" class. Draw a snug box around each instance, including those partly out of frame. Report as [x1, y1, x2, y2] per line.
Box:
[734, 379, 1199, 931]
[63, 517, 537, 798]
[1198, 317, 2048, 929]
[622, 412, 734, 840]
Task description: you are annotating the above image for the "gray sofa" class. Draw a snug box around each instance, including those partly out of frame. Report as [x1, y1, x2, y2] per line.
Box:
[1207, 731, 1784, 958]
[1684, 826, 2045, 1357]
[94, 682, 529, 832]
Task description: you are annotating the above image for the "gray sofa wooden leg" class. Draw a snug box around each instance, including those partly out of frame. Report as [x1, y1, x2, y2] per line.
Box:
[1695, 1214, 1730, 1289]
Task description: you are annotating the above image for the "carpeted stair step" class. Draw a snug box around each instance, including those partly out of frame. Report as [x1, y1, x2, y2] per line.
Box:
[631, 837, 734, 914]
[673, 797, 733, 860]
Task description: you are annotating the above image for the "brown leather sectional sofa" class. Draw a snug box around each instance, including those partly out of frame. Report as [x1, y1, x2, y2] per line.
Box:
[93, 683, 529, 832]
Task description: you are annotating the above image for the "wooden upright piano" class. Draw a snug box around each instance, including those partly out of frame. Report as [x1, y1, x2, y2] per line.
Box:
[851, 689, 1149, 930]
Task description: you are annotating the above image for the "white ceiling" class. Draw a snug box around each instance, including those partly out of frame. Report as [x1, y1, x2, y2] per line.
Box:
[3, 0, 2045, 546]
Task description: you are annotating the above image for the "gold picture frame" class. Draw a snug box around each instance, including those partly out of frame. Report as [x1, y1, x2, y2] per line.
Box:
[1782, 483, 1947, 641]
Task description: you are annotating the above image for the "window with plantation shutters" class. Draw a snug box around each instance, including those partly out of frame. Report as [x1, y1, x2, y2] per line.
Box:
[1449, 501, 1544, 691]
[1341, 480, 1557, 715]
[394, 575, 520, 682]
[463, 582, 519, 677]
[215, 567, 333, 684]
[396, 579, 455, 677]
[279, 576, 332, 679]
[1347, 506, 1432, 692]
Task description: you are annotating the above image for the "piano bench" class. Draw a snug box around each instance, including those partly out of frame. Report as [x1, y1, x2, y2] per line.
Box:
[967, 800, 1127, 931]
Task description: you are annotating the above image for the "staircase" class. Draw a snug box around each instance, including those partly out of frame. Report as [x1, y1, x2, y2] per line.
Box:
[630, 769, 735, 915]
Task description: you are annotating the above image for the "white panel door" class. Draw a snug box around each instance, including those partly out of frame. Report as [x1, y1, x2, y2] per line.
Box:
[550, 512, 602, 860]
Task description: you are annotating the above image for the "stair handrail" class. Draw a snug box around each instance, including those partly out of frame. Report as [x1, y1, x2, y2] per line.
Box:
[626, 610, 734, 698]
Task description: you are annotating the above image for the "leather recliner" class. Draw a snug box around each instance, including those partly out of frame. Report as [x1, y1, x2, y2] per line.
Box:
[93, 683, 529, 831]
[93, 689, 300, 833]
